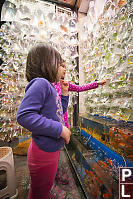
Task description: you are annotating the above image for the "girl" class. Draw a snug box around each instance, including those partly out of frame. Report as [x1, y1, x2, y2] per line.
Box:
[53, 62, 106, 185]
[17, 44, 71, 199]
[53, 61, 106, 128]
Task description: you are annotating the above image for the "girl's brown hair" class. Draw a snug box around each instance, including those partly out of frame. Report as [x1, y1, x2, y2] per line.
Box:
[26, 44, 64, 82]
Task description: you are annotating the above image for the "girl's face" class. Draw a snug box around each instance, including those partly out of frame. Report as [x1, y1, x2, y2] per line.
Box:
[57, 62, 66, 81]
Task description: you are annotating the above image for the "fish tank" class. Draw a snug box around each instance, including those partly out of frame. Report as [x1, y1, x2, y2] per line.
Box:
[66, 127, 119, 199]
[75, 0, 133, 181]
[79, 115, 133, 163]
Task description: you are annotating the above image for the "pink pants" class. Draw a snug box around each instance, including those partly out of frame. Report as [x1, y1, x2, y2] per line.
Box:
[27, 140, 60, 199]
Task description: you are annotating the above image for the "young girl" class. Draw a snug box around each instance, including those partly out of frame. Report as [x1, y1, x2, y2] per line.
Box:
[53, 62, 106, 186]
[17, 44, 71, 199]
[53, 61, 106, 128]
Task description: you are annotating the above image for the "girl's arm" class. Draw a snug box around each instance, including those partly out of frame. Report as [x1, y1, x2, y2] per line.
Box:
[68, 82, 98, 92]
[68, 80, 107, 92]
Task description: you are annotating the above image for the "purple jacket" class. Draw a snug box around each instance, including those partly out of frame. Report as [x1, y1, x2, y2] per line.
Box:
[17, 78, 69, 152]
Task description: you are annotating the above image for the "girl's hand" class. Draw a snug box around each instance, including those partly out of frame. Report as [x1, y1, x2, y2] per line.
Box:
[97, 80, 107, 86]
[60, 126, 71, 144]
[60, 79, 69, 96]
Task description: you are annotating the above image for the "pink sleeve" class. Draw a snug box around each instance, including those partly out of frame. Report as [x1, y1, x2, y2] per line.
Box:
[68, 82, 98, 92]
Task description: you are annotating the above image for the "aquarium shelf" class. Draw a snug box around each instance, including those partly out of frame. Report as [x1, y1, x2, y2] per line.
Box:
[79, 128, 133, 167]
[79, 114, 133, 129]
[66, 135, 119, 199]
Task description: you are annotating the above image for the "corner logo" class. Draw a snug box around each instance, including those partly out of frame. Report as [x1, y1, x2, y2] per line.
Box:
[119, 168, 133, 199]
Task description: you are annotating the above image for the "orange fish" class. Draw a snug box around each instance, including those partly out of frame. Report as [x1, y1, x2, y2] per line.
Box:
[118, 142, 126, 148]
[103, 193, 111, 199]
[88, 171, 95, 177]
[127, 145, 133, 150]
[85, 170, 95, 178]
[85, 169, 89, 174]
[125, 138, 133, 144]
[106, 158, 113, 167]
[95, 176, 103, 185]
[112, 142, 118, 146]
[60, 25, 68, 32]
[113, 138, 122, 143]
[98, 160, 108, 168]
[118, 0, 127, 7]
[120, 132, 129, 139]
[114, 128, 117, 132]
[38, 20, 43, 27]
